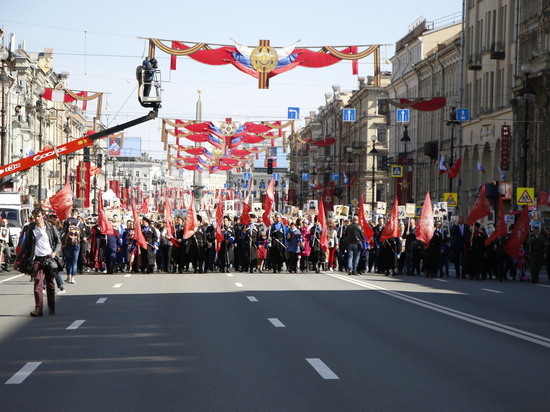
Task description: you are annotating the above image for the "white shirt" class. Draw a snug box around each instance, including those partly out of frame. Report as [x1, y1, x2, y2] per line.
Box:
[33, 225, 53, 257]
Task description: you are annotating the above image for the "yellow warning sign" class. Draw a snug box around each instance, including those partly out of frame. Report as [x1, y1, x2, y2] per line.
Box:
[443, 192, 458, 207]
[516, 187, 535, 205]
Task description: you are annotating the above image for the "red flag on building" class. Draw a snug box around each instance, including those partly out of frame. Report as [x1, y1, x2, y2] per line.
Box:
[447, 157, 462, 179]
[358, 194, 374, 243]
[76, 161, 91, 208]
[322, 181, 335, 212]
[467, 184, 491, 226]
[262, 177, 275, 227]
[140, 195, 151, 214]
[505, 206, 529, 259]
[49, 179, 73, 222]
[131, 198, 148, 249]
[416, 192, 435, 246]
[183, 193, 199, 239]
[240, 179, 254, 226]
[215, 192, 225, 251]
[485, 195, 507, 245]
[98, 190, 116, 236]
[317, 195, 328, 252]
[380, 197, 400, 242]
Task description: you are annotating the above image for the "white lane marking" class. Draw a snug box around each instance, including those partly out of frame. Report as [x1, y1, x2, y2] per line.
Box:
[268, 318, 285, 328]
[96, 298, 107, 304]
[306, 358, 339, 380]
[66, 320, 86, 330]
[124, 274, 132, 278]
[482, 288, 502, 294]
[226, 273, 234, 277]
[113, 283, 122, 288]
[326, 272, 550, 349]
[235, 283, 243, 287]
[433, 278, 448, 283]
[5, 362, 42, 384]
[0, 274, 25, 284]
[537, 284, 550, 289]
[247, 296, 258, 302]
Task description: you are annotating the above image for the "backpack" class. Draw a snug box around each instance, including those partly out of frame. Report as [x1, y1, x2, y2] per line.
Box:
[136, 65, 143, 83]
[64, 222, 81, 246]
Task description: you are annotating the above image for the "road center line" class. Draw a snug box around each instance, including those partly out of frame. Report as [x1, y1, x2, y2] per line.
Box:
[67, 320, 86, 330]
[306, 358, 339, 380]
[247, 296, 258, 302]
[96, 298, 107, 304]
[5, 362, 42, 384]
[268, 318, 285, 327]
[124, 274, 132, 278]
[226, 273, 234, 277]
[433, 278, 448, 283]
[235, 282, 243, 287]
[0, 274, 25, 284]
[537, 284, 550, 288]
[326, 272, 550, 349]
[113, 283, 122, 288]
[482, 288, 502, 294]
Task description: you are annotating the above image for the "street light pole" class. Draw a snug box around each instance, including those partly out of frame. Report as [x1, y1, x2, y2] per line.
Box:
[36, 99, 45, 203]
[521, 68, 532, 188]
[400, 124, 411, 203]
[369, 136, 378, 212]
[446, 107, 459, 192]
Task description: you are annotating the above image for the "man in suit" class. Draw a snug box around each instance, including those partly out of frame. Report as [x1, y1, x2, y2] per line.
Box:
[450, 215, 471, 279]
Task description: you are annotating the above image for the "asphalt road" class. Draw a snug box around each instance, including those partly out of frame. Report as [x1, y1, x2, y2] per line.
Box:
[1, 269, 550, 412]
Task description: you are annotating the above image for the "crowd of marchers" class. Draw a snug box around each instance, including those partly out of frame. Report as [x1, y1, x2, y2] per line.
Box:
[7, 205, 549, 318]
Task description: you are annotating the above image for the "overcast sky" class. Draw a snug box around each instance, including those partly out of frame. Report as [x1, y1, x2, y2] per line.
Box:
[1, 1, 462, 159]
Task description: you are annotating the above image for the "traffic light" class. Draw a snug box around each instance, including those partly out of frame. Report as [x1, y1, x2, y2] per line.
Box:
[267, 158, 273, 174]
[378, 155, 389, 171]
[83, 147, 91, 163]
[97, 153, 103, 168]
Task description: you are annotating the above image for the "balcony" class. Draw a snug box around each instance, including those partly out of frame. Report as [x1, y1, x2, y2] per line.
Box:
[490, 42, 505, 60]
[468, 53, 482, 70]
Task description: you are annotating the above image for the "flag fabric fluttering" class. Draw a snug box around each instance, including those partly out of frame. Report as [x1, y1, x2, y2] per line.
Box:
[485, 195, 507, 246]
[467, 184, 491, 226]
[183, 193, 199, 239]
[438, 155, 448, 175]
[317, 195, 328, 253]
[498, 166, 506, 180]
[262, 177, 275, 227]
[477, 160, 486, 173]
[140, 195, 151, 214]
[48, 179, 73, 222]
[505, 206, 530, 259]
[447, 157, 462, 179]
[98, 190, 116, 236]
[416, 192, 435, 246]
[358, 194, 374, 244]
[240, 179, 254, 226]
[131, 198, 148, 250]
[380, 197, 400, 242]
[215, 192, 224, 251]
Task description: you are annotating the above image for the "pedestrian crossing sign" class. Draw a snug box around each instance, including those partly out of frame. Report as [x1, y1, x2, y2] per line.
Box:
[443, 192, 458, 207]
[390, 165, 403, 177]
[516, 187, 535, 205]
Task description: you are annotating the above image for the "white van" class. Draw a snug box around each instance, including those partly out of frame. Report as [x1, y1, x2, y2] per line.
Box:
[0, 192, 34, 257]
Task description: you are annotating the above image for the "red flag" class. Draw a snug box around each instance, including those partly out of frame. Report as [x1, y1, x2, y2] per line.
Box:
[240, 179, 254, 226]
[49, 179, 73, 222]
[131, 198, 148, 249]
[416, 192, 435, 246]
[140, 195, 151, 214]
[164, 196, 175, 239]
[447, 157, 462, 179]
[485, 195, 507, 245]
[358, 194, 374, 243]
[322, 181, 335, 212]
[380, 197, 400, 242]
[317, 195, 328, 252]
[467, 184, 491, 226]
[505, 206, 529, 259]
[183, 193, 199, 239]
[215, 192, 224, 251]
[262, 178, 275, 227]
[98, 190, 116, 235]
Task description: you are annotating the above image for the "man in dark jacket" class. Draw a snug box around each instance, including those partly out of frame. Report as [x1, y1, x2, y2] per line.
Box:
[346, 215, 364, 275]
[15, 207, 62, 317]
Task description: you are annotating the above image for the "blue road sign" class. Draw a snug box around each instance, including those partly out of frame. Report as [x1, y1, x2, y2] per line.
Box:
[396, 109, 410, 123]
[243, 172, 252, 180]
[331, 173, 340, 181]
[288, 107, 300, 120]
[224, 183, 229, 189]
[273, 173, 281, 181]
[456, 108, 470, 121]
[342, 108, 356, 122]
[302, 173, 310, 181]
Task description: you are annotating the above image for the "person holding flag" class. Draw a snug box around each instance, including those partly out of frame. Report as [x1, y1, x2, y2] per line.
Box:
[268, 213, 288, 273]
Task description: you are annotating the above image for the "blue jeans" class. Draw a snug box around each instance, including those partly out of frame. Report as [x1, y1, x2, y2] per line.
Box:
[64, 245, 80, 278]
[347, 243, 361, 272]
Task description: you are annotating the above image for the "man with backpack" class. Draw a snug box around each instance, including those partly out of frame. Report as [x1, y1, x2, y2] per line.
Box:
[61, 208, 83, 284]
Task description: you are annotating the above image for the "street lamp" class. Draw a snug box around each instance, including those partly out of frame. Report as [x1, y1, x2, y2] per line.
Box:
[369, 135, 378, 211]
[400, 124, 411, 203]
[446, 107, 459, 192]
[520, 63, 534, 187]
[345, 146, 353, 205]
[63, 111, 72, 186]
[36, 99, 45, 202]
